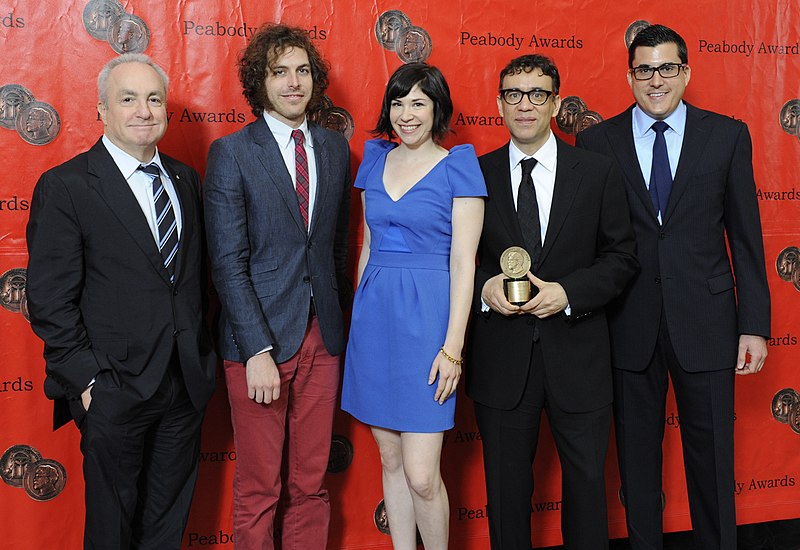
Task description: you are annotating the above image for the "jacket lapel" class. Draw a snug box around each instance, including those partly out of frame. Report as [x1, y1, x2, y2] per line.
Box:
[663, 103, 709, 225]
[606, 108, 660, 222]
[250, 118, 307, 233]
[539, 139, 581, 266]
[486, 144, 523, 244]
[308, 122, 329, 236]
[162, 159, 193, 284]
[86, 140, 171, 283]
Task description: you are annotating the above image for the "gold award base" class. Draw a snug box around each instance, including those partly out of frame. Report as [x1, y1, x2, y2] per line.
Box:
[504, 278, 532, 306]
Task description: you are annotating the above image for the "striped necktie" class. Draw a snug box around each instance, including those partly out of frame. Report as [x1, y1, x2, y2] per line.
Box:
[140, 163, 179, 282]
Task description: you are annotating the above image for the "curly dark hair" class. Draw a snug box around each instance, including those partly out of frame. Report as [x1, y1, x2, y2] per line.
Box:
[238, 23, 330, 118]
[498, 54, 560, 95]
[372, 63, 453, 143]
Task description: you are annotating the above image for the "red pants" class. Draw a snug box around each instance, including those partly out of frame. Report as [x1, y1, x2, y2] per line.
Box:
[224, 317, 340, 550]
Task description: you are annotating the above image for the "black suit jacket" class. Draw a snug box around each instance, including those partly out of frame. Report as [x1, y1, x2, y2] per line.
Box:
[466, 139, 638, 413]
[576, 104, 771, 373]
[27, 139, 216, 429]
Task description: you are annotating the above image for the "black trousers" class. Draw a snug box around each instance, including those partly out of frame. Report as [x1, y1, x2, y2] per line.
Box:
[614, 313, 736, 550]
[475, 344, 612, 550]
[78, 363, 204, 550]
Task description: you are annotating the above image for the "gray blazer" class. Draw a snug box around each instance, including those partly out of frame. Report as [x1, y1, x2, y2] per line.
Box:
[204, 117, 351, 363]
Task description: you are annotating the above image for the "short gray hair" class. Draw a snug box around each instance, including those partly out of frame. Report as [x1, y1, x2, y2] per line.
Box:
[97, 53, 169, 104]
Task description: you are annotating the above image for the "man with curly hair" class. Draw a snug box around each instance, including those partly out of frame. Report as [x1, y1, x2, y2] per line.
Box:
[204, 23, 352, 550]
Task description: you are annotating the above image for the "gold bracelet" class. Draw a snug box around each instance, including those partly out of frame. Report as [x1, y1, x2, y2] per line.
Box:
[439, 347, 463, 365]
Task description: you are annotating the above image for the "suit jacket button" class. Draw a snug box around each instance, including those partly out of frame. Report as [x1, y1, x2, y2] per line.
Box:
[654, 277, 661, 284]
[303, 276, 310, 283]
[307, 241, 312, 249]
[173, 289, 178, 296]
[173, 330, 180, 337]
[659, 232, 666, 239]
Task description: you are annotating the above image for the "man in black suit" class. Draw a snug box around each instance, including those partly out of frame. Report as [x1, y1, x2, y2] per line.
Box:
[466, 54, 638, 550]
[26, 54, 215, 549]
[576, 24, 770, 550]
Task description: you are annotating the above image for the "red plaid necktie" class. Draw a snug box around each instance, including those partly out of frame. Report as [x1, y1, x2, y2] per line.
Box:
[291, 129, 310, 230]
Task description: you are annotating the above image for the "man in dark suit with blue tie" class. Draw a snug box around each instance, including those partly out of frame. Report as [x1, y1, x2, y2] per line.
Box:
[26, 54, 216, 549]
[576, 24, 771, 549]
[203, 24, 351, 550]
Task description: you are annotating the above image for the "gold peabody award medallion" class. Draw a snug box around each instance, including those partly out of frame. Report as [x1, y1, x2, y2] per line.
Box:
[501, 246, 533, 305]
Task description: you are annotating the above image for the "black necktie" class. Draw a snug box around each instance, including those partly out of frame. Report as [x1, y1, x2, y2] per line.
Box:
[649, 121, 672, 221]
[140, 164, 179, 282]
[517, 157, 542, 265]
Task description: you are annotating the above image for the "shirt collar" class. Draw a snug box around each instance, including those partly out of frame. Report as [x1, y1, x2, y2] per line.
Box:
[102, 135, 166, 180]
[263, 112, 313, 150]
[509, 131, 557, 174]
[632, 100, 687, 138]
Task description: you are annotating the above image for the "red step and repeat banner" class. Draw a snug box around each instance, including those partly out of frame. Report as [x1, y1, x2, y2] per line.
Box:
[2, 1, 798, 548]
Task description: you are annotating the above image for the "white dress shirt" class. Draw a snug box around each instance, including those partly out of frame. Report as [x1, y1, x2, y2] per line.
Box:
[263, 112, 318, 226]
[102, 135, 183, 243]
[482, 131, 571, 314]
[508, 132, 558, 246]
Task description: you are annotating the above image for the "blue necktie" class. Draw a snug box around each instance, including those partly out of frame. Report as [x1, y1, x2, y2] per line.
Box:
[140, 164, 179, 282]
[649, 121, 672, 221]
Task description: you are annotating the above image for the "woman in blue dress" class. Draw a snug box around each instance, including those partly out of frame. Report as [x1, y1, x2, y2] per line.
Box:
[342, 63, 486, 549]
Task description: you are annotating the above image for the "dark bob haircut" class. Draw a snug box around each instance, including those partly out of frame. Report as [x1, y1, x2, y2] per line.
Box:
[238, 23, 330, 118]
[498, 54, 560, 96]
[628, 24, 688, 68]
[372, 63, 453, 143]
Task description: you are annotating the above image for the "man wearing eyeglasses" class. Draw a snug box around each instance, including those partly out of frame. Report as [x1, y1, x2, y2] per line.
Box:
[466, 54, 638, 549]
[576, 24, 770, 550]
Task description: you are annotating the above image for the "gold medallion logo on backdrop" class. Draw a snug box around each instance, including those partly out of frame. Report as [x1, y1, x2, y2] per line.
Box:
[775, 247, 800, 291]
[779, 99, 800, 138]
[310, 104, 356, 141]
[771, 388, 799, 424]
[375, 11, 432, 64]
[1, 445, 67, 501]
[0, 86, 59, 146]
[0, 268, 29, 321]
[624, 19, 651, 48]
[771, 388, 800, 436]
[82, 0, 150, 54]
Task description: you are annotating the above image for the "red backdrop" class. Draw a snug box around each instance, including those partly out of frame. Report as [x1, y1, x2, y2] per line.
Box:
[2, 1, 799, 548]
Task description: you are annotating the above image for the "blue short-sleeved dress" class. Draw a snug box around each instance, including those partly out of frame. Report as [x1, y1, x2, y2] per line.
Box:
[341, 139, 487, 432]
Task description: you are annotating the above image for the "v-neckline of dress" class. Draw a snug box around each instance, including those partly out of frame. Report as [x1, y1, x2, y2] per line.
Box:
[380, 147, 449, 203]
